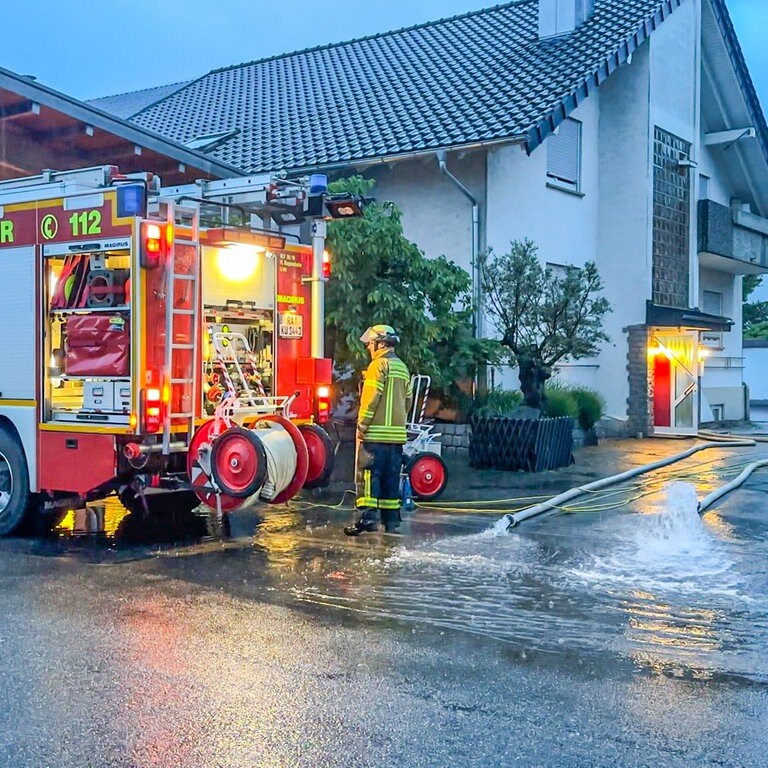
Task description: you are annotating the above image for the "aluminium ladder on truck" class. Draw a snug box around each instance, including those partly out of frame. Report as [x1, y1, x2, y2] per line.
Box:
[162, 202, 201, 453]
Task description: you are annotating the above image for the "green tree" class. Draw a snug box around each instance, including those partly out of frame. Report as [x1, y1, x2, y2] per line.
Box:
[743, 275, 768, 337]
[479, 239, 611, 409]
[325, 177, 492, 395]
[743, 274, 762, 301]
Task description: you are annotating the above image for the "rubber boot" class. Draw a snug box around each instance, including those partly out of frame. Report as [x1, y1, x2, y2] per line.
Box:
[381, 509, 402, 534]
[344, 509, 379, 536]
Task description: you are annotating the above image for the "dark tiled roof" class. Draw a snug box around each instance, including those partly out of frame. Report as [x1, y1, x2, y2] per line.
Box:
[117, 0, 688, 173]
[89, 80, 191, 120]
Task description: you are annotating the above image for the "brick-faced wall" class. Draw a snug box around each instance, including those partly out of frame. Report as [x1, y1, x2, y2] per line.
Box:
[627, 325, 652, 436]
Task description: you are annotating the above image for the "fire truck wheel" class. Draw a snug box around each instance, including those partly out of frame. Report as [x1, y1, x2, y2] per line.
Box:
[210, 426, 268, 498]
[298, 424, 335, 489]
[405, 452, 448, 501]
[0, 428, 33, 537]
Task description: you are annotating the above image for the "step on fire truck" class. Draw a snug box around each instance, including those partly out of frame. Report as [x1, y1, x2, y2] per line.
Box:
[0, 165, 355, 535]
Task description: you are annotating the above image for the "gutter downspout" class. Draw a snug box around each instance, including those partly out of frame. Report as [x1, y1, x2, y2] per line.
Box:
[436, 151, 481, 341]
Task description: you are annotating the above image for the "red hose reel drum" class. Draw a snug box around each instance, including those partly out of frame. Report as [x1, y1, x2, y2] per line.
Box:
[187, 419, 256, 512]
[188, 415, 310, 509]
[298, 424, 334, 489]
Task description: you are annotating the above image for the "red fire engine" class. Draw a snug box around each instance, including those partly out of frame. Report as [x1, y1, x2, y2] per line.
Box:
[0, 165, 349, 535]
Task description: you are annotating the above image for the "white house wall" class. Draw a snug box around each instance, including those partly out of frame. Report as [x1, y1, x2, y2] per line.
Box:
[698, 143, 736, 208]
[595, 42, 653, 420]
[484, 97, 602, 393]
[651, 0, 702, 315]
[485, 97, 600, 271]
[744, 347, 768, 401]
[368, 152, 486, 281]
[700, 267, 745, 418]
[649, 0, 700, 149]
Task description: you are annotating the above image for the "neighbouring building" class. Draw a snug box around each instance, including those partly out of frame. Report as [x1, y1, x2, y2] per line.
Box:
[11, 0, 768, 434]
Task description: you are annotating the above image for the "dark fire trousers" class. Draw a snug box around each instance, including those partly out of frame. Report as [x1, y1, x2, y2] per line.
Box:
[355, 441, 403, 527]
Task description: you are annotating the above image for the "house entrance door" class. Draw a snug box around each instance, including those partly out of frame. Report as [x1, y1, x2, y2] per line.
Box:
[651, 332, 699, 436]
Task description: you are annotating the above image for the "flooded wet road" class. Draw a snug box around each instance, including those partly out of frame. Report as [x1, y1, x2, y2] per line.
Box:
[1, 443, 768, 766]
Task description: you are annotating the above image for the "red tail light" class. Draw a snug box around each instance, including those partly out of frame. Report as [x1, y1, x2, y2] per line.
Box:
[316, 385, 331, 424]
[322, 250, 331, 280]
[140, 387, 163, 433]
[141, 222, 166, 269]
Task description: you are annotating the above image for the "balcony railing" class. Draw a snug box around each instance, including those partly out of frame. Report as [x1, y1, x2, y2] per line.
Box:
[698, 199, 768, 273]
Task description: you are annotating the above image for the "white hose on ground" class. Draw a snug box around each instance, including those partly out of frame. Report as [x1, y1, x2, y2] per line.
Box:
[697, 458, 768, 514]
[698, 429, 768, 444]
[498, 439, 756, 531]
[256, 424, 297, 501]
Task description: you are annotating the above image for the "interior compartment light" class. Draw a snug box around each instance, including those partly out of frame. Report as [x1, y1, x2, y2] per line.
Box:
[216, 245, 261, 282]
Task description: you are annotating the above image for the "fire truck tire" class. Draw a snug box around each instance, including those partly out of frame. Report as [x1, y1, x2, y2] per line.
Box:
[0, 428, 33, 537]
[298, 424, 335, 489]
[210, 426, 268, 498]
[258, 416, 309, 504]
[405, 452, 448, 501]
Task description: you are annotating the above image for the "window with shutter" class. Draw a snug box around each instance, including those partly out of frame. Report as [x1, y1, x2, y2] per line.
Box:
[702, 290, 723, 316]
[701, 290, 724, 349]
[547, 118, 581, 192]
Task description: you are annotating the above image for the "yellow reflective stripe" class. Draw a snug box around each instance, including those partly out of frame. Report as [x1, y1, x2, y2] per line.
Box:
[356, 497, 378, 508]
[366, 426, 407, 435]
[365, 469, 371, 500]
[378, 499, 400, 510]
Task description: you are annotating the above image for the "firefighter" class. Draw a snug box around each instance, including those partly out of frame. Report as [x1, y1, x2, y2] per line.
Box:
[345, 325, 413, 536]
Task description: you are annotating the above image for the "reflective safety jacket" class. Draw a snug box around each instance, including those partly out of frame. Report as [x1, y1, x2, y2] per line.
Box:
[357, 347, 413, 444]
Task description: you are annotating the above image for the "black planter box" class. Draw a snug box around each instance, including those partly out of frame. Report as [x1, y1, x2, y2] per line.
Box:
[469, 416, 575, 472]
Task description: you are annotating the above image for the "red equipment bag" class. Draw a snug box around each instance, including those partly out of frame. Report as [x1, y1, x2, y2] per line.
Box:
[64, 314, 129, 376]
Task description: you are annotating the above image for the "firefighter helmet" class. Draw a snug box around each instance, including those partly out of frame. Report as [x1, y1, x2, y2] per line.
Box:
[360, 324, 400, 346]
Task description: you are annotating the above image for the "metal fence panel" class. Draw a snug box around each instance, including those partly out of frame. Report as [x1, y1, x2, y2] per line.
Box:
[469, 416, 575, 472]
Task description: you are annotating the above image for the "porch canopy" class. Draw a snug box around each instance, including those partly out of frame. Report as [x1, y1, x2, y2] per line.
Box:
[0, 67, 241, 186]
[646, 301, 733, 332]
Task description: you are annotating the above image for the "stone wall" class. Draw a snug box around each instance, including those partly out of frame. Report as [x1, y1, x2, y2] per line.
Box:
[437, 423, 471, 456]
[626, 325, 652, 437]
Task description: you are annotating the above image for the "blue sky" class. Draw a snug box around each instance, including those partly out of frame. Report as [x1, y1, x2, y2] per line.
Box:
[1, 1, 765, 110]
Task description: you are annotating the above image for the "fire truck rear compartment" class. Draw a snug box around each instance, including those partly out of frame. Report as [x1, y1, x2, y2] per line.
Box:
[45, 248, 132, 426]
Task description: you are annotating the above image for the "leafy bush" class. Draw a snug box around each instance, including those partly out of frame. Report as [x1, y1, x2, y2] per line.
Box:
[472, 387, 523, 417]
[570, 387, 605, 431]
[542, 382, 579, 419]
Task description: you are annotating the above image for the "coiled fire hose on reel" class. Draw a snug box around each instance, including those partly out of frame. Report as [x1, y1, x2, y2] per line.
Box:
[252, 420, 298, 500]
[188, 388, 311, 511]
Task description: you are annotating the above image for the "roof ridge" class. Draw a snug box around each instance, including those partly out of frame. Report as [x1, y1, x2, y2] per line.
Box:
[129, 72, 212, 121]
[208, 0, 526, 75]
[88, 79, 191, 102]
